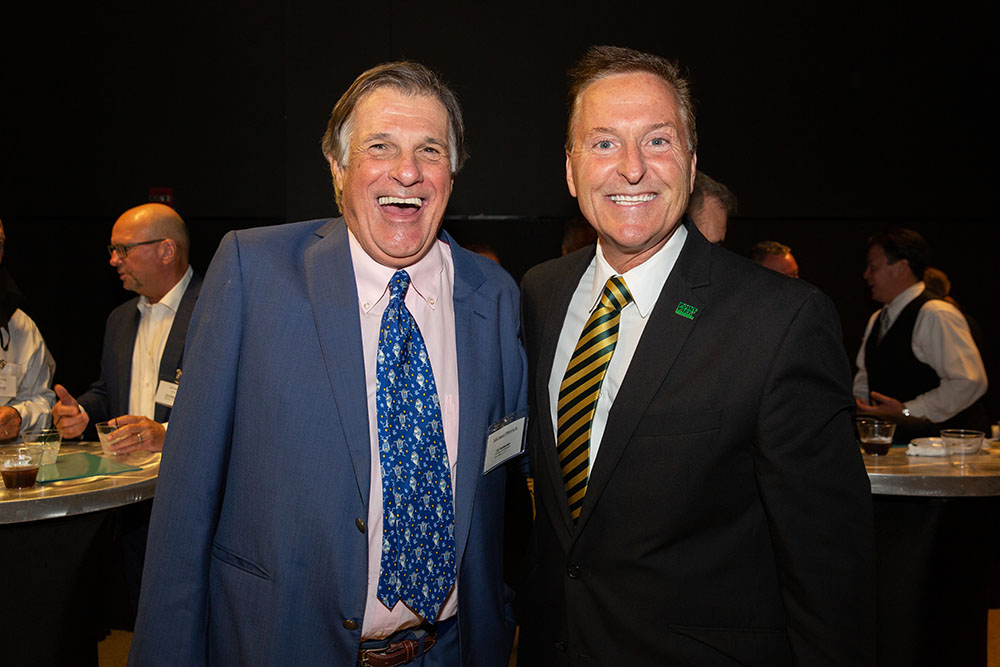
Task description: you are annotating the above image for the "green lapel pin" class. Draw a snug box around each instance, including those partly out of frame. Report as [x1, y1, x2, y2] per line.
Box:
[675, 302, 698, 320]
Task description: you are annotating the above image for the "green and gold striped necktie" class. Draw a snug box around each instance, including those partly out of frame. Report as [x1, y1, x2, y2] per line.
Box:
[556, 275, 633, 522]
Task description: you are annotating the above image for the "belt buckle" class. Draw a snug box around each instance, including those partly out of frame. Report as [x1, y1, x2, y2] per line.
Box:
[358, 646, 388, 667]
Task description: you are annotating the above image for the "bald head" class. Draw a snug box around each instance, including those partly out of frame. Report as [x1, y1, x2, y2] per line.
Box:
[118, 204, 190, 262]
[110, 204, 190, 302]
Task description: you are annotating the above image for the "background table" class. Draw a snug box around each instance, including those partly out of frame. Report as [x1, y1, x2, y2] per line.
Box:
[0, 443, 160, 666]
[866, 444, 1000, 667]
[1, 442, 160, 523]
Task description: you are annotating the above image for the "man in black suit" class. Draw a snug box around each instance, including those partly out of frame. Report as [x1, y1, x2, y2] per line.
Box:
[52, 203, 201, 451]
[517, 45, 875, 666]
[51, 202, 201, 624]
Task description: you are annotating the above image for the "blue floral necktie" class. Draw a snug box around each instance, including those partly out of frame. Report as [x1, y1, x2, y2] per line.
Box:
[376, 270, 456, 621]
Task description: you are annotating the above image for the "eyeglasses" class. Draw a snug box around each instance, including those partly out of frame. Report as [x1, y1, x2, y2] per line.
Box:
[107, 238, 164, 258]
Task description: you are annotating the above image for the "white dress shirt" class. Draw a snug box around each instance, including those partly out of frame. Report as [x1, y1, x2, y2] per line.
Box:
[549, 225, 687, 470]
[0, 309, 56, 432]
[348, 231, 461, 639]
[129, 266, 193, 420]
[853, 281, 988, 423]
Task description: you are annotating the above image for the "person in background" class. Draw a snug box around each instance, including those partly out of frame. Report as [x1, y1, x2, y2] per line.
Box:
[750, 240, 800, 278]
[0, 217, 56, 441]
[50, 202, 201, 626]
[129, 61, 526, 666]
[855, 228, 988, 437]
[517, 45, 874, 666]
[51, 203, 201, 453]
[685, 170, 737, 243]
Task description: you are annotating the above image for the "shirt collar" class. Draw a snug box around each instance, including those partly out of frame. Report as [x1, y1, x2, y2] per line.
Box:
[137, 265, 193, 313]
[348, 229, 446, 314]
[590, 224, 687, 319]
[883, 281, 924, 322]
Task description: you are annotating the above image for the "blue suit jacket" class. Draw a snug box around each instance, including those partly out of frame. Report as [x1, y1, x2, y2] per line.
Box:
[129, 219, 527, 666]
[78, 273, 202, 428]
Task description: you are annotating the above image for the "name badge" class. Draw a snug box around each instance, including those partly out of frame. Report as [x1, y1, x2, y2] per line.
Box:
[154, 380, 179, 408]
[483, 409, 527, 474]
[0, 363, 20, 399]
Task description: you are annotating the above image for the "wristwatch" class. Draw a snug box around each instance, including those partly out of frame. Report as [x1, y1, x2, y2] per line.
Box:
[901, 406, 911, 418]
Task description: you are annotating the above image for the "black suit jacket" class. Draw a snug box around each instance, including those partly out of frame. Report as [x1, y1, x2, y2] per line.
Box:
[78, 273, 202, 427]
[517, 224, 875, 666]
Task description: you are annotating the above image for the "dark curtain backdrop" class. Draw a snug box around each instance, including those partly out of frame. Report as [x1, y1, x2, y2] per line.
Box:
[2, 2, 997, 415]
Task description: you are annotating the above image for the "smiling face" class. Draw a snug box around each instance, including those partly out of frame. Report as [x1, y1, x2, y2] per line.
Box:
[566, 72, 697, 273]
[331, 87, 453, 269]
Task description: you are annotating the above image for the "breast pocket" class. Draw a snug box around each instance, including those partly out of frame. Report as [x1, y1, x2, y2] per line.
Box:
[633, 408, 721, 438]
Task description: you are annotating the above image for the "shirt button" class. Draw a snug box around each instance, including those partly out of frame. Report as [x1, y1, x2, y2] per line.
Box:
[566, 564, 581, 579]
[355, 518, 366, 533]
[342, 619, 358, 630]
[554, 640, 567, 653]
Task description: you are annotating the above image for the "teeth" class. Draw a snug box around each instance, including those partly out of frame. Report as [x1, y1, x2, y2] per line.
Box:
[609, 194, 656, 204]
[378, 196, 423, 206]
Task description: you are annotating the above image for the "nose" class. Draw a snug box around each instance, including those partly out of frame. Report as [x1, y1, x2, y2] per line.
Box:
[389, 152, 424, 188]
[618, 143, 646, 185]
[110, 249, 123, 267]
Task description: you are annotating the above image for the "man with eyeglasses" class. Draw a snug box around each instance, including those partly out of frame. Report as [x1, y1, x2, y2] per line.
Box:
[51, 202, 201, 622]
[53, 203, 201, 451]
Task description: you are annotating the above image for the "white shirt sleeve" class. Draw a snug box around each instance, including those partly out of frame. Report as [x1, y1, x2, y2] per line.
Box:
[3, 310, 56, 432]
[905, 301, 988, 422]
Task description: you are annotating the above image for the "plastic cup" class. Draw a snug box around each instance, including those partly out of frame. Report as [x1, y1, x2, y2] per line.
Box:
[941, 429, 984, 468]
[857, 419, 896, 455]
[96, 421, 119, 455]
[23, 429, 62, 465]
[0, 445, 44, 488]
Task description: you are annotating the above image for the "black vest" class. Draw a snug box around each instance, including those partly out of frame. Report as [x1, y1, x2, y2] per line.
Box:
[865, 291, 988, 432]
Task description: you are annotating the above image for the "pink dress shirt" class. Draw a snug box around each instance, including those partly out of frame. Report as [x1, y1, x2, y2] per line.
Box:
[348, 231, 460, 639]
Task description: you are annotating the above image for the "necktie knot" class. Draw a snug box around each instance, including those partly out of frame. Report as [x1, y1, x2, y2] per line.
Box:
[600, 276, 633, 312]
[389, 270, 411, 302]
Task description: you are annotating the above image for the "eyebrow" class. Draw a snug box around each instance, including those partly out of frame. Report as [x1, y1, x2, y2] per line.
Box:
[585, 122, 678, 136]
[359, 132, 449, 148]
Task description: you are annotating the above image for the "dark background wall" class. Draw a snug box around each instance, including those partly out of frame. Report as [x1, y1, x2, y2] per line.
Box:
[2, 2, 997, 414]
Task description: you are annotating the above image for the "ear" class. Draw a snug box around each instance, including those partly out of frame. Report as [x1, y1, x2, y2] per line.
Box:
[688, 152, 698, 194]
[330, 159, 345, 194]
[565, 150, 577, 198]
[160, 239, 178, 264]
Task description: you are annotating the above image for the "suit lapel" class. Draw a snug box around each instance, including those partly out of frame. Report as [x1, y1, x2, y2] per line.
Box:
[154, 273, 202, 422]
[534, 248, 595, 544]
[576, 226, 712, 536]
[448, 236, 495, 570]
[304, 219, 371, 504]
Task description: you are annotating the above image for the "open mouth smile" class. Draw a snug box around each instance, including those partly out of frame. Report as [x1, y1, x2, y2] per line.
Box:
[609, 194, 657, 205]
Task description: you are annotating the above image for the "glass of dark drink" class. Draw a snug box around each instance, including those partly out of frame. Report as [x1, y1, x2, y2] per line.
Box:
[0, 445, 44, 489]
[857, 419, 896, 455]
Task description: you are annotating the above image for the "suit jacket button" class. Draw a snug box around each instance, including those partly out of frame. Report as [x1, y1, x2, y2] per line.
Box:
[343, 619, 358, 630]
[566, 564, 581, 579]
[554, 640, 567, 653]
[355, 518, 366, 533]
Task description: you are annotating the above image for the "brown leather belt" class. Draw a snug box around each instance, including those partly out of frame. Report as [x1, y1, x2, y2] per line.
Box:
[357, 633, 437, 667]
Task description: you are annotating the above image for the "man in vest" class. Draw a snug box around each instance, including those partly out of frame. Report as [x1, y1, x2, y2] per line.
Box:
[854, 228, 988, 439]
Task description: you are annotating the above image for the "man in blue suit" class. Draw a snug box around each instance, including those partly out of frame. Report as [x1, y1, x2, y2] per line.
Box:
[129, 61, 527, 666]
